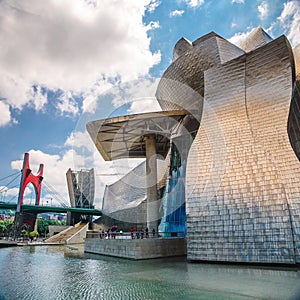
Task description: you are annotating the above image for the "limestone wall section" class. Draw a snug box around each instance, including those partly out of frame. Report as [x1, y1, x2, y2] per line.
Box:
[84, 238, 186, 260]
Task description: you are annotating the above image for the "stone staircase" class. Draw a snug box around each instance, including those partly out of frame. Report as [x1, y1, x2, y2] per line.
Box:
[45, 222, 88, 244]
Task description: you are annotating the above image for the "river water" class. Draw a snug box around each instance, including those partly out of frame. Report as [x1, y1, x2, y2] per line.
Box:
[0, 245, 299, 300]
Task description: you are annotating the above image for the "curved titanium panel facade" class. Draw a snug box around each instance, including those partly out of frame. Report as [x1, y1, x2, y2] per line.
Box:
[156, 33, 244, 117]
[186, 36, 300, 263]
[238, 26, 273, 52]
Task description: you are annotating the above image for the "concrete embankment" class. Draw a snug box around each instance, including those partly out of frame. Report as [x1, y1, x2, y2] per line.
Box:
[84, 237, 187, 260]
[0, 240, 18, 247]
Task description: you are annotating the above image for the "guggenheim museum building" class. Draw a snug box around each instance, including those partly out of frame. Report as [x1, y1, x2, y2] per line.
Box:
[87, 27, 300, 264]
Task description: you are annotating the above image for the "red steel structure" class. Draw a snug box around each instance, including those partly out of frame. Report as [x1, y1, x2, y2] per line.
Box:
[15, 153, 44, 229]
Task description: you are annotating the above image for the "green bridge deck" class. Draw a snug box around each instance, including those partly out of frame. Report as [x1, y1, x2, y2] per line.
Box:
[0, 203, 102, 215]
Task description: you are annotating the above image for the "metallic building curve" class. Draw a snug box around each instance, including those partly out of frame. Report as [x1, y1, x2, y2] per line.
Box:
[186, 34, 300, 263]
[155, 32, 244, 118]
[87, 27, 300, 264]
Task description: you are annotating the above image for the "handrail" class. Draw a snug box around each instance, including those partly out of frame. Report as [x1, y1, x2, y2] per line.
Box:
[86, 231, 186, 239]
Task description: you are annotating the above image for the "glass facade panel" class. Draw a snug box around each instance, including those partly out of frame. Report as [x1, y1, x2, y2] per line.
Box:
[159, 135, 192, 237]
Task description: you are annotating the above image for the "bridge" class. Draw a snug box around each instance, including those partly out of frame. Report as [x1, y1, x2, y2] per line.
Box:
[0, 203, 102, 216]
[0, 153, 102, 231]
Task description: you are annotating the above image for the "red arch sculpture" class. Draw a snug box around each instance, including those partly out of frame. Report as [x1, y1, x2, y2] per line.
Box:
[15, 153, 44, 230]
[17, 153, 44, 210]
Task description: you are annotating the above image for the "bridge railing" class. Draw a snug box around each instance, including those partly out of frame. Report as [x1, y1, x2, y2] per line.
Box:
[86, 231, 186, 239]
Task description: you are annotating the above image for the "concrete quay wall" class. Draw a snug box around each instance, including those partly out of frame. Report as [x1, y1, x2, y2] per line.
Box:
[84, 238, 186, 260]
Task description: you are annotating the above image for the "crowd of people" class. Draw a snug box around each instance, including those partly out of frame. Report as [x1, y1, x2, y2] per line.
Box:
[98, 226, 157, 239]
[130, 227, 156, 239]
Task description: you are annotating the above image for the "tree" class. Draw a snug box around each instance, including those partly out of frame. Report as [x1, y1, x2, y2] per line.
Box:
[19, 224, 31, 241]
[37, 219, 49, 237]
[37, 219, 66, 237]
[29, 231, 38, 241]
[0, 221, 6, 237]
[21, 229, 29, 240]
[4, 220, 14, 237]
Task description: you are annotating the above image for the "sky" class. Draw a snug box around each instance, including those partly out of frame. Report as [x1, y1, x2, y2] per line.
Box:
[0, 0, 299, 208]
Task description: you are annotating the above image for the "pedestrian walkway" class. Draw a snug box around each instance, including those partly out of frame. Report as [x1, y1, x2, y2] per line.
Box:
[45, 222, 87, 244]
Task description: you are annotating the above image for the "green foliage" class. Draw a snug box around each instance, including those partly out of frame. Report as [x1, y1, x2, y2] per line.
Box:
[37, 219, 66, 237]
[0, 222, 6, 236]
[20, 224, 31, 240]
[0, 219, 14, 236]
[0, 219, 13, 227]
[29, 230, 38, 241]
[0, 218, 66, 238]
[21, 229, 29, 238]
[37, 219, 48, 237]
[29, 231, 38, 237]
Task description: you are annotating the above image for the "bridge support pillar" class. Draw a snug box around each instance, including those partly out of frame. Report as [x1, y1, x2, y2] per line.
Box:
[67, 212, 82, 226]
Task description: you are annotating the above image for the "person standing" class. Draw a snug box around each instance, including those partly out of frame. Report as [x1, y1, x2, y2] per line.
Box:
[152, 228, 155, 238]
[145, 227, 149, 238]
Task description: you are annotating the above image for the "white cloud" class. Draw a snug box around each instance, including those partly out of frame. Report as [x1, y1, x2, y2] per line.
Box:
[127, 99, 161, 114]
[0, 101, 12, 127]
[82, 77, 161, 116]
[277, 0, 300, 47]
[0, 186, 19, 198]
[82, 77, 114, 113]
[146, 0, 161, 13]
[184, 0, 205, 8]
[27, 86, 48, 112]
[57, 91, 79, 116]
[110, 78, 160, 108]
[169, 10, 185, 17]
[258, 1, 269, 20]
[148, 21, 160, 30]
[231, 0, 244, 3]
[228, 28, 254, 46]
[65, 130, 92, 149]
[0, 0, 160, 124]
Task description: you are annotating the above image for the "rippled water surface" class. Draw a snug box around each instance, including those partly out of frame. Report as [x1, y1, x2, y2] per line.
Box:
[0, 245, 299, 300]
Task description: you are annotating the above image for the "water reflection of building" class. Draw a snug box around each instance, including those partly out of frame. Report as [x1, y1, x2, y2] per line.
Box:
[87, 27, 300, 264]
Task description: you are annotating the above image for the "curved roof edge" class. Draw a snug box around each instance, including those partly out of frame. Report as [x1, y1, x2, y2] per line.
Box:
[86, 110, 188, 161]
[173, 37, 192, 61]
[238, 26, 273, 52]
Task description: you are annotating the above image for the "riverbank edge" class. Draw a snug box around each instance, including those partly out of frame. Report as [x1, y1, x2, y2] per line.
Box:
[0, 240, 65, 247]
[84, 237, 187, 260]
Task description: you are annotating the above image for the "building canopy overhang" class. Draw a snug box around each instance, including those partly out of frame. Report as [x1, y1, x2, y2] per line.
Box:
[86, 110, 188, 161]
